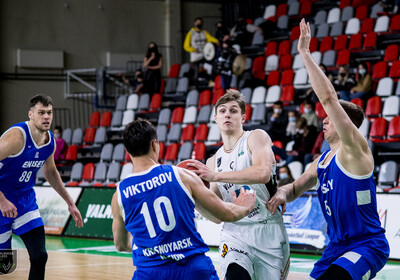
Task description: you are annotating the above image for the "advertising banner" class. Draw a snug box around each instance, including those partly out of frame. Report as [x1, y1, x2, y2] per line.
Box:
[34, 186, 82, 235]
[283, 191, 329, 252]
[64, 188, 115, 239]
[377, 193, 400, 260]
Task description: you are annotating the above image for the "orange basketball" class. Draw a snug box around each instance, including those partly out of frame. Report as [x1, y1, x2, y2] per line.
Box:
[176, 160, 210, 188]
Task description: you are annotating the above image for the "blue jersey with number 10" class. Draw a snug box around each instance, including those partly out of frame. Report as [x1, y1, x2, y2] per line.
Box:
[117, 164, 209, 268]
[316, 150, 385, 244]
[0, 122, 55, 195]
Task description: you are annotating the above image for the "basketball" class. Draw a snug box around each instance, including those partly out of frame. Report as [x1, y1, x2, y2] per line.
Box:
[176, 160, 210, 188]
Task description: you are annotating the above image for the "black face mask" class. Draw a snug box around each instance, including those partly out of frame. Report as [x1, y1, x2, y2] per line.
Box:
[340, 73, 346, 77]
[196, 24, 203, 29]
[149, 47, 156, 53]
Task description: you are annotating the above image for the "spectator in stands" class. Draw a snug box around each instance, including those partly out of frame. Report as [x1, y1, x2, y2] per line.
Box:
[286, 110, 298, 142]
[215, 21, 230, 44]
[265, 101, 288, 143]
[230, 17, 263, 48]
[142, 42, 162, 94]
[278, 165, 295, 187]
[339, 62, 372, 102]
[380, 0, 399, 14]
[303, 131, 330, 166]
[183, 17, 219, 80]
[54, 126, 67, 162]
[301, 101, 318, 128]
[272, 117, 318, 165]
[121, 69, 148, 95]
[334, 65, 355, 98]
[216, 35, 237, 90]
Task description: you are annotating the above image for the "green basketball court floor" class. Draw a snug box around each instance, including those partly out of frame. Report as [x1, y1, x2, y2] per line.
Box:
[11, 235, 400, 279]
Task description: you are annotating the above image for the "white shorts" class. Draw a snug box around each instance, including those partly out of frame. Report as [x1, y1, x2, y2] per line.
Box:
[218, 221, 290, 280]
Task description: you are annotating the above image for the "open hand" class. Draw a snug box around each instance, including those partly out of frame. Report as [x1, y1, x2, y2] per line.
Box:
[231, 188, 256, 214]
[0, 198, 18, 218]
[69, 204, 83, 228]
[187, 160, 216, 182]
[267, 189, 287, 215]
[297, 18, 311, 54]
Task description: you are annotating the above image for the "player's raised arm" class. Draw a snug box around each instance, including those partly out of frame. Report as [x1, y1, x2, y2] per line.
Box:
[298, 19, 371, 173]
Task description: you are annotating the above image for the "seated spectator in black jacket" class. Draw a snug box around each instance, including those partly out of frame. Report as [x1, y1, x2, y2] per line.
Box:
[266, 101, 288, 143]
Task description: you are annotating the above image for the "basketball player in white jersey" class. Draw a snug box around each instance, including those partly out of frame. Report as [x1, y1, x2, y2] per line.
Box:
[188, 89, 290, 280]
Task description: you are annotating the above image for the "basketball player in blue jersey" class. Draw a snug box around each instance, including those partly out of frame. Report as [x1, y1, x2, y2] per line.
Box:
[268, 19, 390, 280]
[0, 94, 83, 279]
[111, 119, 256, 280]
[187, 89, 290, 280]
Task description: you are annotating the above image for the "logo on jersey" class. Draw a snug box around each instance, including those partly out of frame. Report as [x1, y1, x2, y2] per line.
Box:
[221, 244, 228, 258]
[34, 152, 39, 159]
[238, 150, 244, 157]
[229, 161, 234, 170]
[217, 157, 221, 167]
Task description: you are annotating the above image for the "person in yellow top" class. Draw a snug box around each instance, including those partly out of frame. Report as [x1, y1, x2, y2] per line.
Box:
[184, 17, 219, 63]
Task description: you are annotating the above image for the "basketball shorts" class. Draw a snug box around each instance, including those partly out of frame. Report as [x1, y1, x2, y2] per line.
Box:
[133, 254, 219, 280]
[309, 234, 390, 280]
[218, 220, 290, 280]
[0, 189, 43, 249]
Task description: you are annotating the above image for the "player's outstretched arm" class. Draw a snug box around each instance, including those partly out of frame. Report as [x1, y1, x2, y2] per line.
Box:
[298, 18, 370, 171]
[268, 158, 318, 215]
[43, 150, 83, 228]
[188, 130, 274, 185]
[0, 128, 25, 218]
[111, 192, 132, 252]
[179, 168, 256, 223]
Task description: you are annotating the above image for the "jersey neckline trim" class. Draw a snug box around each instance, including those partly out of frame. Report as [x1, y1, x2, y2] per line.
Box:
[125, 164, 160, 178]
[25, 121, 52, 149]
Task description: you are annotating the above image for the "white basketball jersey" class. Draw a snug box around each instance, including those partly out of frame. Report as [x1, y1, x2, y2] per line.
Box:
[215, 130, 282, 227]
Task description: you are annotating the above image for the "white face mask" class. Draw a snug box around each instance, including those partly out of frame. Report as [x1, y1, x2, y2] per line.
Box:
[274, 108, 282, 114]
[54, 133, 61, 139]
[359, 69, 366, 76]
[304, 108, 312, 114]
[280, 173, 288, 179]
[296, 129, 305, 134]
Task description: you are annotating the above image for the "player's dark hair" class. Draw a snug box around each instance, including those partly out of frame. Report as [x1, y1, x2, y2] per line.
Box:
[339, 100, 365, 128]
[215, 89, 246, 115]
[54, 126, 63, 133]
[123, 119, 157, 157]
[30, 94, 53, 108]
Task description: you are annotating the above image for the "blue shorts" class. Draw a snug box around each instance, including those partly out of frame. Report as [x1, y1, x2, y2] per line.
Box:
[0, 189, 43, 249]
[310, 234, 390, 280]
[133, 254, 219, 280]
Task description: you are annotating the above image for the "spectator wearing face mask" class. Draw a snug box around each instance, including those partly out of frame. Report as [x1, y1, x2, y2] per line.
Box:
[278, 165, 295, 187]
[272, 117, 318, 165]
[339, 62, 371, 101]
[54, 126, 68, 162]
[266, 101, 288, 143]
[334, 65, 355, 97]
[142, 42, 163, 94]
[216, 35, 237, 90]
[301, 101, 318, 128]
[215, 21, 230, 45]
[286, 110, 298, 142]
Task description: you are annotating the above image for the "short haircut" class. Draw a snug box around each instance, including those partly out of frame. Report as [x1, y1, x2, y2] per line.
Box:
[215, 89, 246, 115]
[194, 17, 203, 22]
[30, 94, 53, 109]
[54, 126, 63, 133]
[274, 101, 283, 107]
[123, 119, 157, 157]
[339, 100, 365, 128]
[296, 117, 308, 129]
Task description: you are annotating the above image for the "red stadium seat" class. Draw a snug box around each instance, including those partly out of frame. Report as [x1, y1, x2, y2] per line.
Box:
[334, 35, 348, 51]
[350, 98, 363, 108]
[369, 117, 387, 142]
[279, 54, 293, 70]
[315, 102, 327, 119]
[276, 3, 288, 17]
[336, 49, 350, 66]
[180, 124, 195, 142]
[193, 143, 206, 161]
[198, 90, 212, 107]
[100, 111, 112, 127]
[171, 107, 185, 124]
[164, 143, 179, 162]
[389, 60, 400, 81]
[384, 45, 399, 63]
[355, 5, 368, 20]
[213, 75, 223, 91]
[265, 41, 278, 57]
[348, 33, 363, 50]
[320, 36, 334, 52]
[267, 70, 280, 86]
[362, 31, 377, 50]
[81, 163, 95, 182]
[280, 69, 294, 86]
[83, 127, 96, 145]
[339, 0, 351, 9]
[299, 103, 305, 114]
[290, 26, 300, 41]
[278, 40, 291, 56]
[244, 104, 252, 123]
[300, 1, 312, 16]
[389, 14, 400, 32]
[252, 56, 266, 80]
[194, 124, 209, 142]
[65, 145, 78, 162]
[149, 93, 162, 111]
[158, 142, 165, 160]
[365, 96, 382, 119]
[168, 64, 180, 78]
[280, 85, 295, 106]
[387, 116, 400, 142]
[309, 37, 319, 53]
[360, 18, 374, 34]
[372, 61, 388, 81]
[89, 112, 100, 127]
[212, 89, 225, 105]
